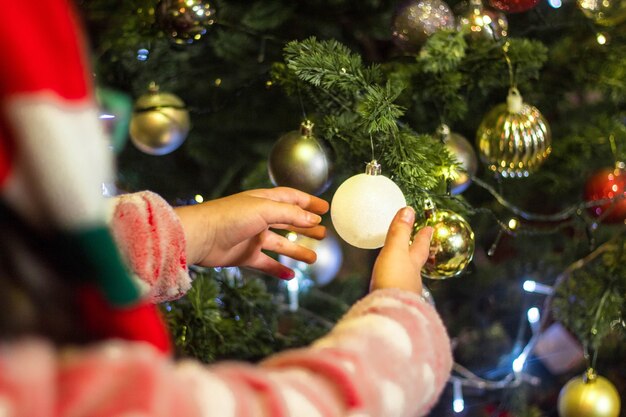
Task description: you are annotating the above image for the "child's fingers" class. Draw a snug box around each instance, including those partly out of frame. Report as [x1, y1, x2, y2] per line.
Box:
[409, 226, 433, 270]
[261, 230, 317, 264]
[379, 207, 415, 256]
[271, 224, 327, 240]
[246, 253, 296, 280]
[248, 187, 329, 215]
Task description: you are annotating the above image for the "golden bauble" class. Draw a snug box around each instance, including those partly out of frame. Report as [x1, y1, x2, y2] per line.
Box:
[392, 0, 456, 52]
[577, 0, 626, 26]
[268, 121, 333, 196]
[157, 0, 216, 44]
[437, 124, 478, 195]
[457, 0, 508, 41]
[477, 88, 551, 178]
[558, 371, 621, 417]
[129, 84, 190, 156]
[422, 207, 474, 279]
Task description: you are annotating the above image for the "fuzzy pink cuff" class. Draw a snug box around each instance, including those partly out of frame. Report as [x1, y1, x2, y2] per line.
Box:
[109, 191, 191, 303]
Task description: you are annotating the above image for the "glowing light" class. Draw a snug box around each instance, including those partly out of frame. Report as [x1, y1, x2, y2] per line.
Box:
[453, 379, 464, 413]
[286, 232, 298, 242]
[523, 280, 553, 295]
[548, 0, 562, 7]
[214, 78, 222, 86]
[194, 194, 204, 203]
[508, 218, 519, 230]
[512, 352, 527, 372]
[287, 277, 299, 292]
[596, 33, 607, 45]
[527, 307, 540, 324]
[99, 114, 115, 119]
[137, 48, 149, 61]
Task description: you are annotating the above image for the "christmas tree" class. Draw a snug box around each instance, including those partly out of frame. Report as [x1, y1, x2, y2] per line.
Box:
[81, 0, 625, 416]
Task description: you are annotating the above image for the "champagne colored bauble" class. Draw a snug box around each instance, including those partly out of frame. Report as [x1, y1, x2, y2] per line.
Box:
[422, 204, 474, 279]
[477, 88, 551, 178]
[278, 232, 343, 286]
[558, 371, 621, 417]
[584, 163, 626, 223]
[457, 0, 508, 41]
[577, 0, 626, 26]
[331, 161, 406, 249]
[392, 0, 456, 52]
[129, 84, 190, 156]
[157, 0, 216, 44]
[268, 121, 333, 196]
[489, 0, 539, 13]
[437, 125, 478, 195]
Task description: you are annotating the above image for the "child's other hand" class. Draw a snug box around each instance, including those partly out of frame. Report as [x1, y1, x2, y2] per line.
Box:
[174, 187, 329, 279]
[370, 207, 433, 294]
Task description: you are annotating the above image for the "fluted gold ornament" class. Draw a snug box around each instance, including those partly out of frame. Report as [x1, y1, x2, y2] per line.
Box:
[392, 0, 456, 52]
[558, 369, 621, 417]
[129, 83, 190, 156]
[457, 0, 508, 40]
[577, 0, 626, 26]
[268, 121, 333, 196]
[437, 124, 478, 195]
[477, 88, 551, 178]
[421, 201, 474, 279]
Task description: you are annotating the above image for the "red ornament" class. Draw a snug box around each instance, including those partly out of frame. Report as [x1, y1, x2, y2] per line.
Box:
[488, 0, 539, 13]
[584, 163, 626, 223]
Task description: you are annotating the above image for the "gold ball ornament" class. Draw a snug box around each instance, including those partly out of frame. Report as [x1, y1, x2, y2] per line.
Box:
[437, 124, 478, 195]
[331, 161, 406, 249]
[477, 88, 551, 178]
[392, 0, 456, 53]
[558, 370, 621, 417]
[268, 121, 333, 196]
[457, 0, 508, 41]
[129, 84, 190, 156]
[577, 0, 626, 26]
[157, 0, 216, 44]
[421, 201, 475, 279]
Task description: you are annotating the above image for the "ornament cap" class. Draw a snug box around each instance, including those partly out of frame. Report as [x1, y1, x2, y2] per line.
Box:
[436, 124, 451, 142]
[584, 368, 598, 383]
[424, 198, 436, 219]
[147, 82, 160, 94]
[300, 120, 314, 137]
[507, 87, 524, 113]
[365, 160, 382, 176]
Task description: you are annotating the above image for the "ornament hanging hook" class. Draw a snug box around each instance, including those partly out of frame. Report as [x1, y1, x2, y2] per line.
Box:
[502, 41, 516, 89]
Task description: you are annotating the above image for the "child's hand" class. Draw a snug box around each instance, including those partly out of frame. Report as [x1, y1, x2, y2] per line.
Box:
[174, 187, 329, 279]
[370, 207, 433, 294]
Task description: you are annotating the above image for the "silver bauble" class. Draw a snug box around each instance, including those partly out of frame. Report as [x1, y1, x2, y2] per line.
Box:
[268, 121, 332, 196]
[392, 0, 456, 52]
[477, 88, 551, 178]
[437, 124, 478, 195]
[129, 83, 190, 156]
[457, 0, 508, 41]
[278, 232, 343, 287]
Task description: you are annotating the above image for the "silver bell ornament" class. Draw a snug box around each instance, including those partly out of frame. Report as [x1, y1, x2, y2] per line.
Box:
[331, 161, 406, 249]
[421, 200, 475, 279]
[456, 0, 508, 41]
[437, 124, 478, 195]
[392, 0, 456, 53]
[129, 83, 190, 156]
[268, 121, 333, 196]
[476, 88, 551, 178]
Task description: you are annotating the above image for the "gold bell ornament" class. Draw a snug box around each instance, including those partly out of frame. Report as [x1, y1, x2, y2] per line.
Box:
[477, 87, 551, 178]
[129, 83, 190, 156]
[421, 200, 475, 279]
[558, 369, 621, 417]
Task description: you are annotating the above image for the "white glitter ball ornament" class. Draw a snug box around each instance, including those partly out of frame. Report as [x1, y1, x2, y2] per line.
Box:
[331, 161, 406, 249]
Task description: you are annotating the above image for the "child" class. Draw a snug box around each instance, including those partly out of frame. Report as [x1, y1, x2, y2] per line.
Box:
[0, 1, 452, 416]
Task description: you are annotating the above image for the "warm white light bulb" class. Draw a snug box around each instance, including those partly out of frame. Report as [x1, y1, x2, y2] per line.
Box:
[331, 172, 406, 249]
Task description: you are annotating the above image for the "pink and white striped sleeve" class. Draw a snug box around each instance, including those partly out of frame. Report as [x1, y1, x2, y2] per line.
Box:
[50, 289, 449, 417]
